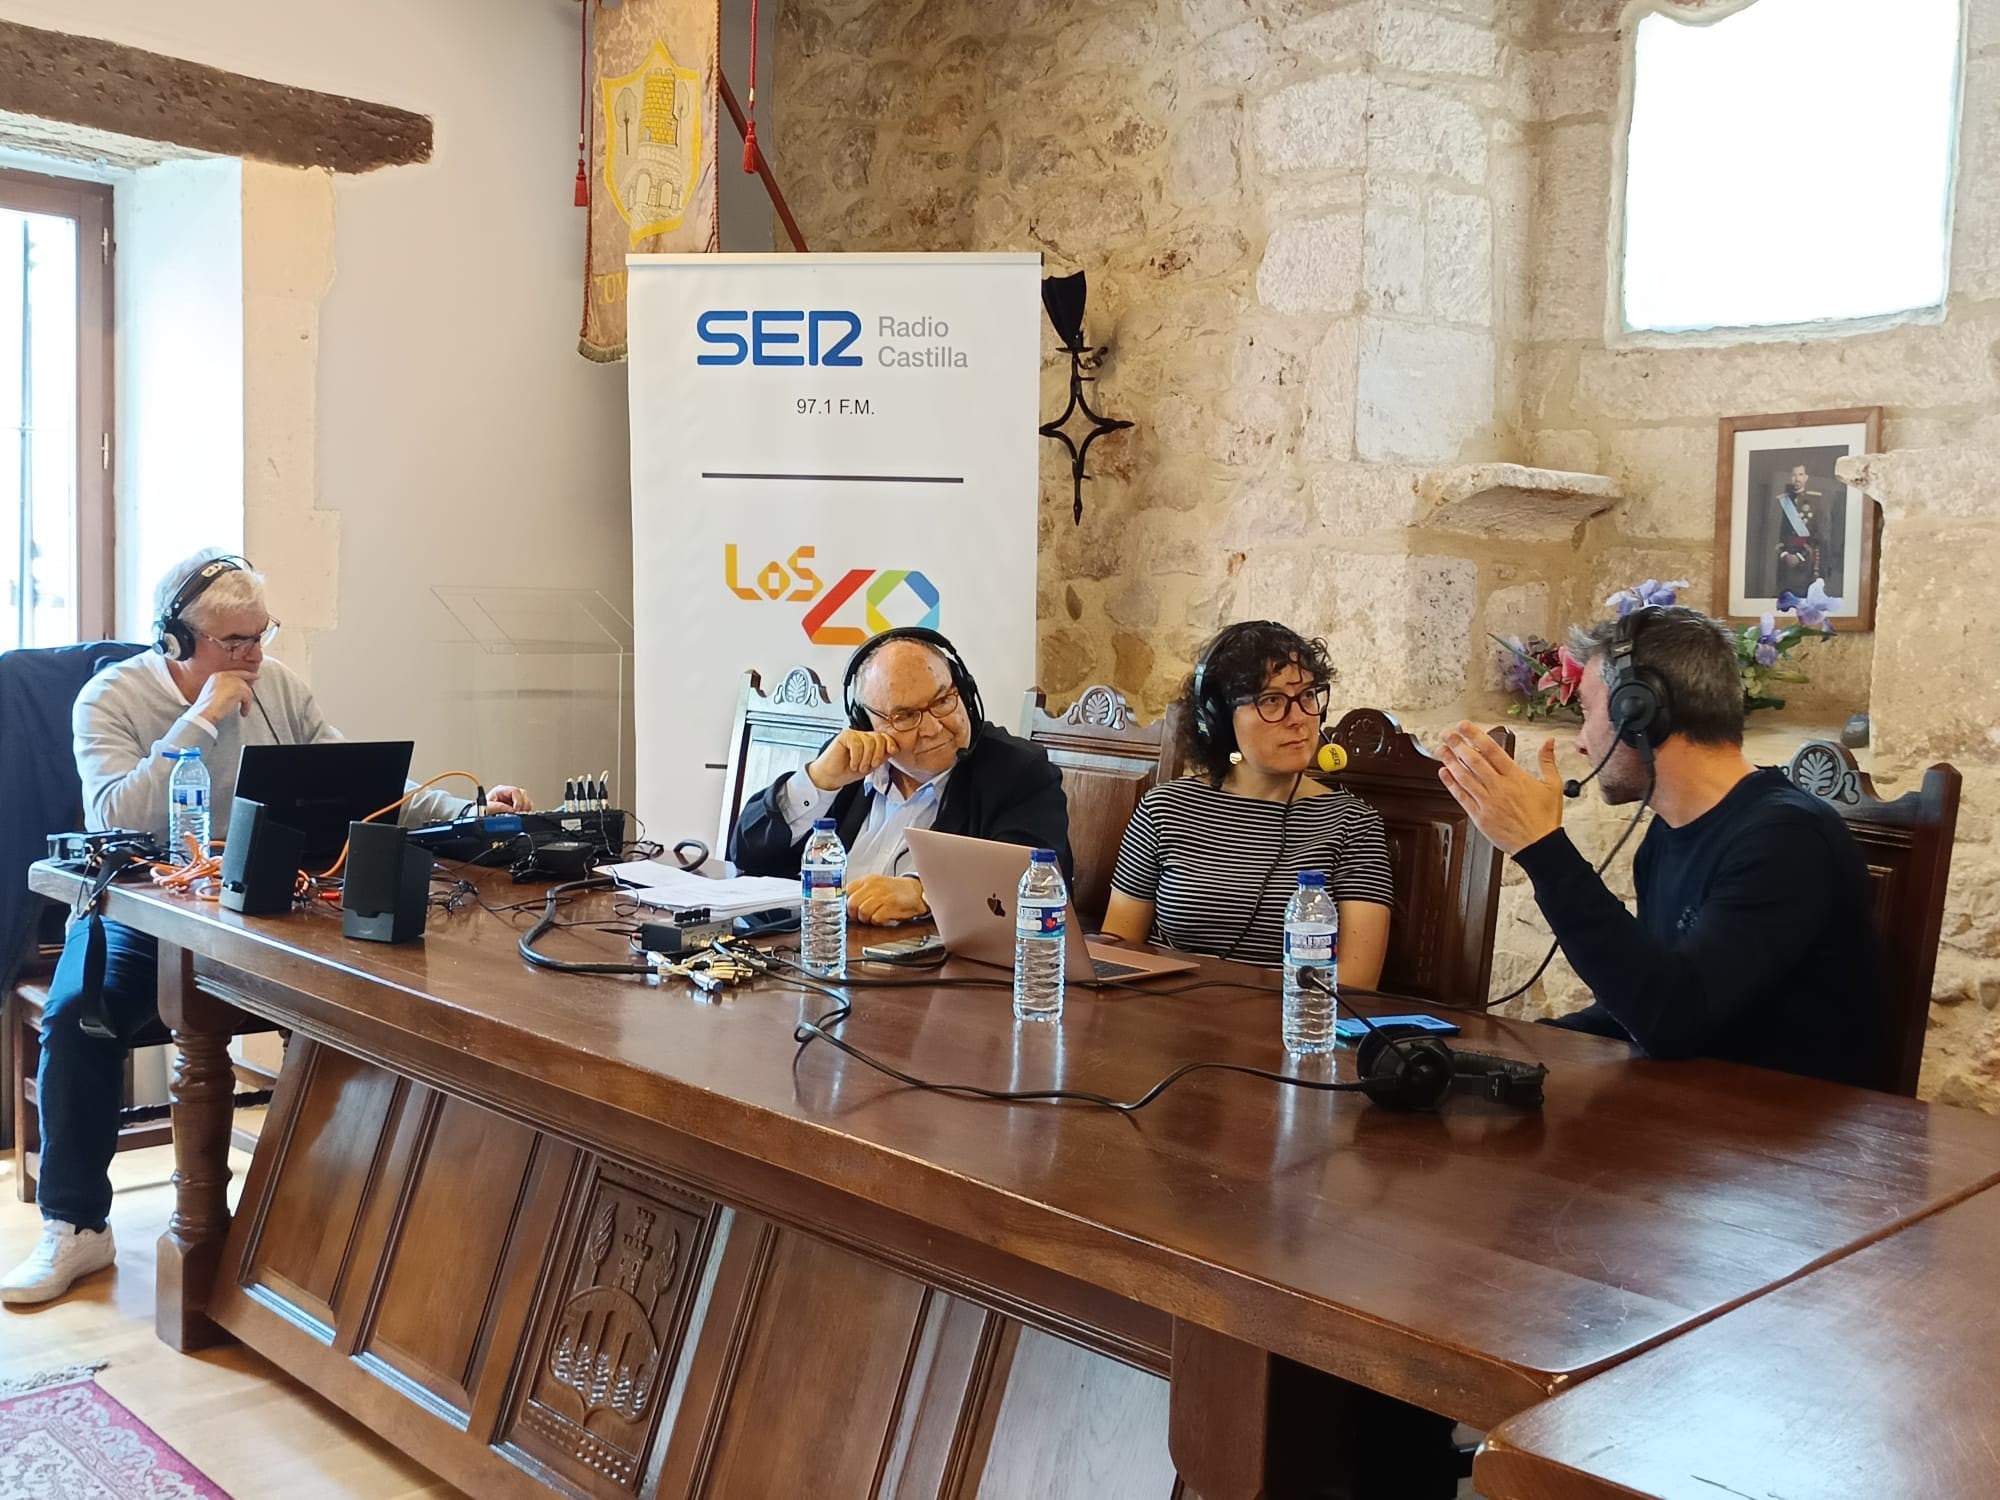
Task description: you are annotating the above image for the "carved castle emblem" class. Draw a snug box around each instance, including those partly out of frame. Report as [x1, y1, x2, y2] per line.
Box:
[603, 39, 704, 245]
[547, 1201, 681, 1424]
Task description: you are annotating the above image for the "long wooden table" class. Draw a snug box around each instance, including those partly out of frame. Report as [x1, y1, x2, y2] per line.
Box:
[1473, 1180, 2000, 1499]
[30, 863, 2000, 1500]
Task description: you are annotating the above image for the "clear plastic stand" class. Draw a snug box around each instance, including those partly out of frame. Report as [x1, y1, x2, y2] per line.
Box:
[430, 586, 635, 819]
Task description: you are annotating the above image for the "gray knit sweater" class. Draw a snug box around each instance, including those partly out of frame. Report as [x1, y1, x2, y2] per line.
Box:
[74, 651, 469, 843]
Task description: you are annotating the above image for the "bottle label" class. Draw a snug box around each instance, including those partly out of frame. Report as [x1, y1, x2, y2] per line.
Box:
[1016, 900, 1066, 938]
[802, 867, 844, 901]
[1285, 926, 1337, 965]
[173, 788, 207, 808]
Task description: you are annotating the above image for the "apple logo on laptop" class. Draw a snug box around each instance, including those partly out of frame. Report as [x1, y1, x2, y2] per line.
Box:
[986, 894, 1005, 917]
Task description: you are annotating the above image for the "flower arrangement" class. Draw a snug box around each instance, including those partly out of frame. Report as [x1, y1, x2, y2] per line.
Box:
[1495, 577, 1840, 721]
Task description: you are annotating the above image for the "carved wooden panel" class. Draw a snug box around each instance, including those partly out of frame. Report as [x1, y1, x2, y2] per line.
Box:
[358, 1093, 541, 1418]
[681, 1223, 935, 1497]
[1373, 813, 1456, 999]
[502, 1160, 719, 1494]
[1319, 708, 1509, 1007]
[1021, 686, 1173, 926]
[230, 1042, 399, 1337]
[963, 1325, 1178, 1500]
[221, 1045, 1197, 1500]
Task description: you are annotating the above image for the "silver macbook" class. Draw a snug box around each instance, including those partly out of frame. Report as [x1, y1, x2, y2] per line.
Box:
[905, 828, 1200, 986]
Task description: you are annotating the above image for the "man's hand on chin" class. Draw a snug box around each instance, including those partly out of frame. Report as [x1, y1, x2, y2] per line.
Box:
[1437, 723, 1565, 856]
[847, 874, 928, 925]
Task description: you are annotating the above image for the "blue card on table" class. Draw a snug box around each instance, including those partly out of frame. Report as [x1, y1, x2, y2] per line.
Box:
[1332, 1013, 1463, 1041]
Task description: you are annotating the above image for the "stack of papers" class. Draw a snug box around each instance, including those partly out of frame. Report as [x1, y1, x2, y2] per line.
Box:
[599, 859, 801, 918]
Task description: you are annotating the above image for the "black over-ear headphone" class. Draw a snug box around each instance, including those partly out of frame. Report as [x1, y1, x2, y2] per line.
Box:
[1356, 1025, 1548, 1112]
[841, 626, 986, 736]
[1603, 606, 1674, 750]
[1192, 619, 1278, 747]
[154, 555, 253, 662]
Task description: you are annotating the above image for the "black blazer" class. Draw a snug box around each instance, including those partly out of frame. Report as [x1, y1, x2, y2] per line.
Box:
[729, 724, 1071, 880]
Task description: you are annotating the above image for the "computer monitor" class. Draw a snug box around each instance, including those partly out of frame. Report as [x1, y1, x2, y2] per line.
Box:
[232, 741, 415, 869]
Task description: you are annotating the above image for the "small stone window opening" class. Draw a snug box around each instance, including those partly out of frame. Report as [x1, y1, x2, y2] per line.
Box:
[1619, 0, 1962, 335]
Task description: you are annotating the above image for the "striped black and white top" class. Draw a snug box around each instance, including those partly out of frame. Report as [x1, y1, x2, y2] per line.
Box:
[1110, 777, 1395, 967]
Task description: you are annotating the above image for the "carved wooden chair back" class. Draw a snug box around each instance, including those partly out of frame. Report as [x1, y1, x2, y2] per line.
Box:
[1020, 685, 1176, 926]
[1782, 741, 1961, 1097]
[1313, 709, 1511, 1007]
[715, 667, 848, 854]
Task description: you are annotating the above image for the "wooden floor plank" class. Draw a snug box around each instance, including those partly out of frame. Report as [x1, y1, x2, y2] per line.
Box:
[0, 1143, 461, 1500]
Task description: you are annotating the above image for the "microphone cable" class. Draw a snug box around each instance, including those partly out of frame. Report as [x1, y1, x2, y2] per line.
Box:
[517, 875, 662, 976]
[1217, 768, 1303, 963]
[779, 950, 1378, 1113]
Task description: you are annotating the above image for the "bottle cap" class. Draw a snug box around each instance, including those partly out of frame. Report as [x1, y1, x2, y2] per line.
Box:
[1031, 848, 1057, 863]
[813, 818, 837, 832]
[1296, 870, 1327, 887]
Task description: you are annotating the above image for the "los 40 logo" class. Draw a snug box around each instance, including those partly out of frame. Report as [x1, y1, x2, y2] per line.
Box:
[724, 544, 940, 646]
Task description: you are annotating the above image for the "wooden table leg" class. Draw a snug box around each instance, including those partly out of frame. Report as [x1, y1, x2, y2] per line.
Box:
[1169, 1320, 1272, 1500]
[154, 942, 240, 1352]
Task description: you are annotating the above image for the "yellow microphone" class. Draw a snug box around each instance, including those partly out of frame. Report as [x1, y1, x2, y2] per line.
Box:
[1316, 736, 1348, 773]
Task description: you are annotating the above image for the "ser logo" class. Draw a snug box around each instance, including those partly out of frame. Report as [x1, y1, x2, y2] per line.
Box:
[724, 544, 940, 646]
[696, 310, 864, 366]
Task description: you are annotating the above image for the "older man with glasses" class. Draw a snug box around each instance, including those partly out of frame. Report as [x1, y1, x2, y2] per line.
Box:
[730, 626, 1070, 925]
[3, 549, 532, 1308]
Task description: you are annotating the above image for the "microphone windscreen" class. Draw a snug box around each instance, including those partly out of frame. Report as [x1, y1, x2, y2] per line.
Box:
[1316, 742, 1348, 773]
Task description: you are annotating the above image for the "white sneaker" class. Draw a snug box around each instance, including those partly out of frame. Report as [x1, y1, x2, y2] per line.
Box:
[0, 1220, 117, 1306]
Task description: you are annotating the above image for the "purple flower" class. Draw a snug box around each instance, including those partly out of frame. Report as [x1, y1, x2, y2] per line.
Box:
[1755, 614, 1781, 667]
[1776, 578, 1841, 632]
[1605, 578, 1691, 617]
[1497, 636, 1539, 694]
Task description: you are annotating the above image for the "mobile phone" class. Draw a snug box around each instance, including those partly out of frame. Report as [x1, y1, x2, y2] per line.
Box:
[861, 934, 945, 962]
[1332, 1013, 1463, 1042]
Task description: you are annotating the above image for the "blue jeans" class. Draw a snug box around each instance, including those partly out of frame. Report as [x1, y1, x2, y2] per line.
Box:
[35, 916, 161, 1231]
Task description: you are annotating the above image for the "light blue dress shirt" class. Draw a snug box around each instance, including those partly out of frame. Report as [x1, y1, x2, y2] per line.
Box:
[774, 764, 954, 880]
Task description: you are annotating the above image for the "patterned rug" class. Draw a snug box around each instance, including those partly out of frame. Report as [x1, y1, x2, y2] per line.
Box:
[0, 1367, 231, 1499]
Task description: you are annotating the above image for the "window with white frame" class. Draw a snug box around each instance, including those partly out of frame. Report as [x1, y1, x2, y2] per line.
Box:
[1620, 0, 1962, 335]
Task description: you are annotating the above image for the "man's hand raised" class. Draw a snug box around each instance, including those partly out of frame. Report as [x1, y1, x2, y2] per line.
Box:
[1438, 722, 1565, 856]
[191, 671, 257, 727]
[805, 729, 896, 792]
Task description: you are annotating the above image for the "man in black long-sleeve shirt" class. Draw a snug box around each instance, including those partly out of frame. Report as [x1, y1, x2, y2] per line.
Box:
[1437, 606, 1887, 1090]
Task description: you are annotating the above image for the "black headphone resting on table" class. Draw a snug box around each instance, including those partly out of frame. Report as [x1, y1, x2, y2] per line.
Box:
[153, 554, 253, 661]
[841, 625, 987, 744]
[1356, 1024, 1548, 1112]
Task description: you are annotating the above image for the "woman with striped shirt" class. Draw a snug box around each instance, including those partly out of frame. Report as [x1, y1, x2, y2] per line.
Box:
[1101, 621, 1394, 981]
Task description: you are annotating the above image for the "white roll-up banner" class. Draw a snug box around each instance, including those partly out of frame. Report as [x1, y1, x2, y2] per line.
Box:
[626, 251, 1043, 847]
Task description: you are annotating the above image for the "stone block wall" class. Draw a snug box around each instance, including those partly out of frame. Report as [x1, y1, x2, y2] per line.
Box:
[1507, 3, 2000, 1108]
[778, 0, 1556, 721]
[776, 0, 2000, 1108]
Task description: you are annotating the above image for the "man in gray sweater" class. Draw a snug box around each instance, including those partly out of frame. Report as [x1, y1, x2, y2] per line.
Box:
[2, 551, 532, 1307]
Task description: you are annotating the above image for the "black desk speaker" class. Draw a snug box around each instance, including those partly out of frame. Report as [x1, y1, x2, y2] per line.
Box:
[341, 821, 433, 943]
[220, 797, 304, 915]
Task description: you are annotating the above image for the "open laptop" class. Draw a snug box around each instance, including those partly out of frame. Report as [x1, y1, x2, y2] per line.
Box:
[906, 828, 1200, 986]
[234, 741, 415, 868]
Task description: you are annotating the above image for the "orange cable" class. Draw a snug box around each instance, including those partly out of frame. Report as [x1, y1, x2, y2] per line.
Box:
[314, 776, 486, 880]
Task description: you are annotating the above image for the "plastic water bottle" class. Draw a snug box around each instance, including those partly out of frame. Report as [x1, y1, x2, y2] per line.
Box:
[168, 747, 211, 865]
[1282, 871, 1340, 1055]
[1013, 849, 1068, 1022]
[800, 818, 848, 976]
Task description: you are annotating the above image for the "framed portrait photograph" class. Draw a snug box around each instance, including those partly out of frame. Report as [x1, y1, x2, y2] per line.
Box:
[1715, 407, 1882, 631]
